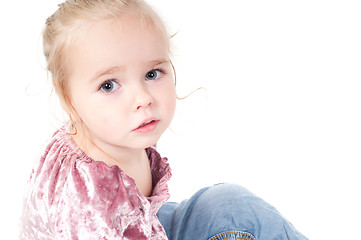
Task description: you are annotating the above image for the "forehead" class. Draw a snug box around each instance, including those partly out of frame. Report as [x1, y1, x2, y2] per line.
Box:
[66, 14, 169, 78]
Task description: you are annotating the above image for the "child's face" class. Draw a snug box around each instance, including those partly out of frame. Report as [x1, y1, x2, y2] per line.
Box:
[66, 14, 176, 151]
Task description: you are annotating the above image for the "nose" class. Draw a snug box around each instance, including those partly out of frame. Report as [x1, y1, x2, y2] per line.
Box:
[133, 86, 153, 111]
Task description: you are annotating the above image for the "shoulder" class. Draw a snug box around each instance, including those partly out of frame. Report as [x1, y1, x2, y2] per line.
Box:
[20, 128, 132, 238]
[21, 128, 81, 238]
[30, 129, 87, 189]
[24, 127, 137, 203]
[22, 128, 91, 206]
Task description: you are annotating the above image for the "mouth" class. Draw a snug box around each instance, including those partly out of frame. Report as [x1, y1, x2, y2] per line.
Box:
[133, 119, 159, 133]
[139, 120, 155, 128]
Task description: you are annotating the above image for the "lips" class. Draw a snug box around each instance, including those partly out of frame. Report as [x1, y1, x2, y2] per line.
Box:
[139, 120, 155, 128]
[133, 119, 159, 133]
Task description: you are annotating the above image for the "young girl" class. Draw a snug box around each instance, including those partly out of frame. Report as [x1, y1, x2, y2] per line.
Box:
[20, 0, 308, 239]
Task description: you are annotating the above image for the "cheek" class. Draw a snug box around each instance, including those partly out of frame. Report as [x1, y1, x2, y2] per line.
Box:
[77, 102, 114, 125]
[160, 85, 176, 117]
[75, 102, 123, 138]
[168, 93, 177, 113]
[70, 93, 105, 125]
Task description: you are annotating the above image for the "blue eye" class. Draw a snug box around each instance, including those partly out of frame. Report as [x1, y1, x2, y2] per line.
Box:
[100, 80, 120, 93]
[145, 69, 162, 81]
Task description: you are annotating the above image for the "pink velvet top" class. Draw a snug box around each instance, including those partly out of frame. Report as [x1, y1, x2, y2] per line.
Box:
[20, 128, 172, 239]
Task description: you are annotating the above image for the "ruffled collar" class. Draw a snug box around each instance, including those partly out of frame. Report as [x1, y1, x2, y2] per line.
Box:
[55, 128, 172, 207]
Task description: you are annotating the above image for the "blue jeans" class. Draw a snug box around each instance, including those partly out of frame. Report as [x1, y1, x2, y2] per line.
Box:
[157, 183, 308, 240]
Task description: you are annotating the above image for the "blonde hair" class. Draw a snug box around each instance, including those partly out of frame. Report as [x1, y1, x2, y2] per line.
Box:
[43, 0, 170, 115]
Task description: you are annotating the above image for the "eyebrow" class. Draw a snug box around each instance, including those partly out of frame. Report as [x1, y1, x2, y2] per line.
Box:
[91, 58, 169, 82]
[147, 58, 169, 66]
[91, 66, 124, 83]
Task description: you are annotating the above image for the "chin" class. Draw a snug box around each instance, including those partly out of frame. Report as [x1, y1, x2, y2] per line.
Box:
[144, 139, 159, 149]
[132, 137, 160, 149]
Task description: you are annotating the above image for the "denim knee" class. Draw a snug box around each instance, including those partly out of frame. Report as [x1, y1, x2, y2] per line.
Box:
[190, 183, 259, 236]
[158, 183, 308, 240]
[173, 183, 258, 239]
[201, 183, 307, 240]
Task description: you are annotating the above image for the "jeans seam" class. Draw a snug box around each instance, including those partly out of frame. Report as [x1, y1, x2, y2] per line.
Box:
[208, 231, 255, 240]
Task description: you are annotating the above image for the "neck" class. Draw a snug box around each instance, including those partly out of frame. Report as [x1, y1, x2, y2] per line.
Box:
[70, 126, 153, 197]
[71, 131, 146, 168]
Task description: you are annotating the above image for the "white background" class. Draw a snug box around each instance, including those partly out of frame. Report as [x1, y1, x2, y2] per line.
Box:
[1, 0, 360, 239]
